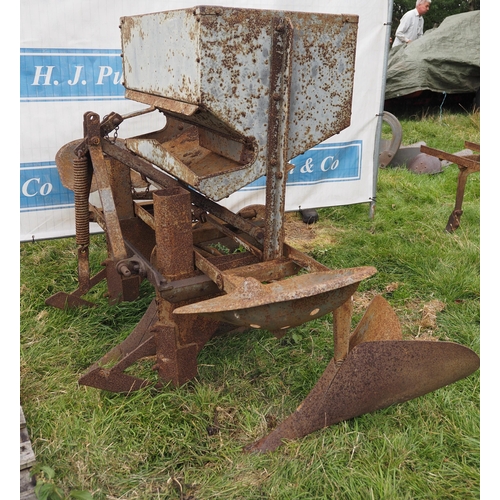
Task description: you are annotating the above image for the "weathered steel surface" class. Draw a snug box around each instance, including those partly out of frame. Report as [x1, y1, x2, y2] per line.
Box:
[332, 296, 354, 365]
[45, 269, 107, 309]
[153, 187, 194, 280]
[407, 153, 442, 174]
[121, 7, 358, 199]
[420, 143, 480, 232]
[79, 300, 158, 393]
[379, 111, 403, 168]
[247, 338, 480, 453]
[174, 267, 376, 331]
[262, 15, 293, 261]
[349, 294, 402, 349]
[86, 112, 128, 263]
[55, 139, 97, 192]
[78, 338, 155, 393]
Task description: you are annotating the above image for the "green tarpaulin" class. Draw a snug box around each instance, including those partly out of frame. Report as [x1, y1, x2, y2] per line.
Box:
[385, 11, 480, 100]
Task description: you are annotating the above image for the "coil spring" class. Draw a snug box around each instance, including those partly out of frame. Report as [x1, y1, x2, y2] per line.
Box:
[73, 155, 91, 247]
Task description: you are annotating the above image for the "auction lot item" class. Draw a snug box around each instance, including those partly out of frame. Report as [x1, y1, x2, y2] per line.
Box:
[47, 6, 479, 452]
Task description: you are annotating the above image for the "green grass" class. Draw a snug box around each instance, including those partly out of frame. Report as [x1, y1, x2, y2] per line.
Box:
[20, 110, 480, 499]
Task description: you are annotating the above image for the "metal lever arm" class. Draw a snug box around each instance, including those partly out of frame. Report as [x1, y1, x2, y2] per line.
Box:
[84, 112, 128, 263]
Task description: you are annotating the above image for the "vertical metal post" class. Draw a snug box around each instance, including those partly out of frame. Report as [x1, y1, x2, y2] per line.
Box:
[263, 16, 293, 261]
[153, 186, 199, 386]
[332, 297, 353, 367]
[370, 0, 394, 220]
[153, 187, 194, 280]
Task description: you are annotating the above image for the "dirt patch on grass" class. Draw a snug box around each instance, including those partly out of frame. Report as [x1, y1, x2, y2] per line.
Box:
[284, 211, 341, 251]
[284, 212, 318, 248]
[238, 207, 339, 252]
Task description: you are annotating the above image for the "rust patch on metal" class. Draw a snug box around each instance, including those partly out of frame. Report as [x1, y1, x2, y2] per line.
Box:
[247, 337, 479, 453]
[421, 143, 480, 232]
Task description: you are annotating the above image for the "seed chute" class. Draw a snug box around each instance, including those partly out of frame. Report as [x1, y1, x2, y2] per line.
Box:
[47, 6, 479, 452]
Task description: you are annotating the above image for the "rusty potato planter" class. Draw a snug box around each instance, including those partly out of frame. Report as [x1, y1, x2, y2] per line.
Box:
[47, 6, 479, 452]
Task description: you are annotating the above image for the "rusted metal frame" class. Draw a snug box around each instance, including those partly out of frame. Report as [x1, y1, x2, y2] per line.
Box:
[153, 184, 198, 386]
[192, 223, 234, 246]
[85, 112, 129, 263]
[134, 201, 155, 229]
[420, 145, 479, 171]
[283, 243, 331, 273]
[90, 178, 256, 303]
[73, 269, 108, 298]
[153, 187, 194, 280]
[101, 139, 177, 190]
[159, 274, 219, 303]
[203, 213, 263, 260]
[465, 141, 479, 152]
[446, 166, 475, 233]
[122, 238, 221, 303]
[191, 249, 296, 296]
[44, 115, 133, 309]
[74, 112, 124, 157]
[102, 139, 265, 243]
[84, 113, 147, 304]
[193, 250, 241, 293]
[119, 240, 161, 286]
[44, 268, 108, 309]
[103, 157, 147, 304]
[90, 199, 220, 304]
[87, 202, 104, 225]
[106, 155, 136, 220]
[263, 16, 293, 261]
[151, 185, 205, 386]
[420, 144, 480, 232]
[81, 297, 157, 367]
[195, 252, 260, 272]
[78, 299, 158, 393]
[78, 331, 156, 392]
[195, 241, 232, 258]
[189, 189, 265, 244]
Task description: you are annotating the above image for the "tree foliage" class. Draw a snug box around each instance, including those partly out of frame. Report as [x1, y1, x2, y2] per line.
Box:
[391, 0, 480, 38]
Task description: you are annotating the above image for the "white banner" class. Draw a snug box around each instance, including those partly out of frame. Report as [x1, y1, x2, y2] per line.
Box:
[20, 0, 392, 242]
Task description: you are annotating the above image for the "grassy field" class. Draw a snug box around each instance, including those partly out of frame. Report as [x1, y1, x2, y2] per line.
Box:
[20, 109, 480, 499]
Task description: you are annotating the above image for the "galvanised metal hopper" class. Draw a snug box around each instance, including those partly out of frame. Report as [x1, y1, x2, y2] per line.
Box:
[120, 6, 358, 201]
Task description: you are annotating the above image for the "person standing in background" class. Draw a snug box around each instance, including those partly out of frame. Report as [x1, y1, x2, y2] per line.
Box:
[392, 0, 431, 47]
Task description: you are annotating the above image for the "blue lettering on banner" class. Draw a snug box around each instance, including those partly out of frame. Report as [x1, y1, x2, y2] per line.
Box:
[20, 48, 124, 102]
[20, 141, 362, 211]
[242, 141, 362, 190]
[21, 163, 74, 211]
